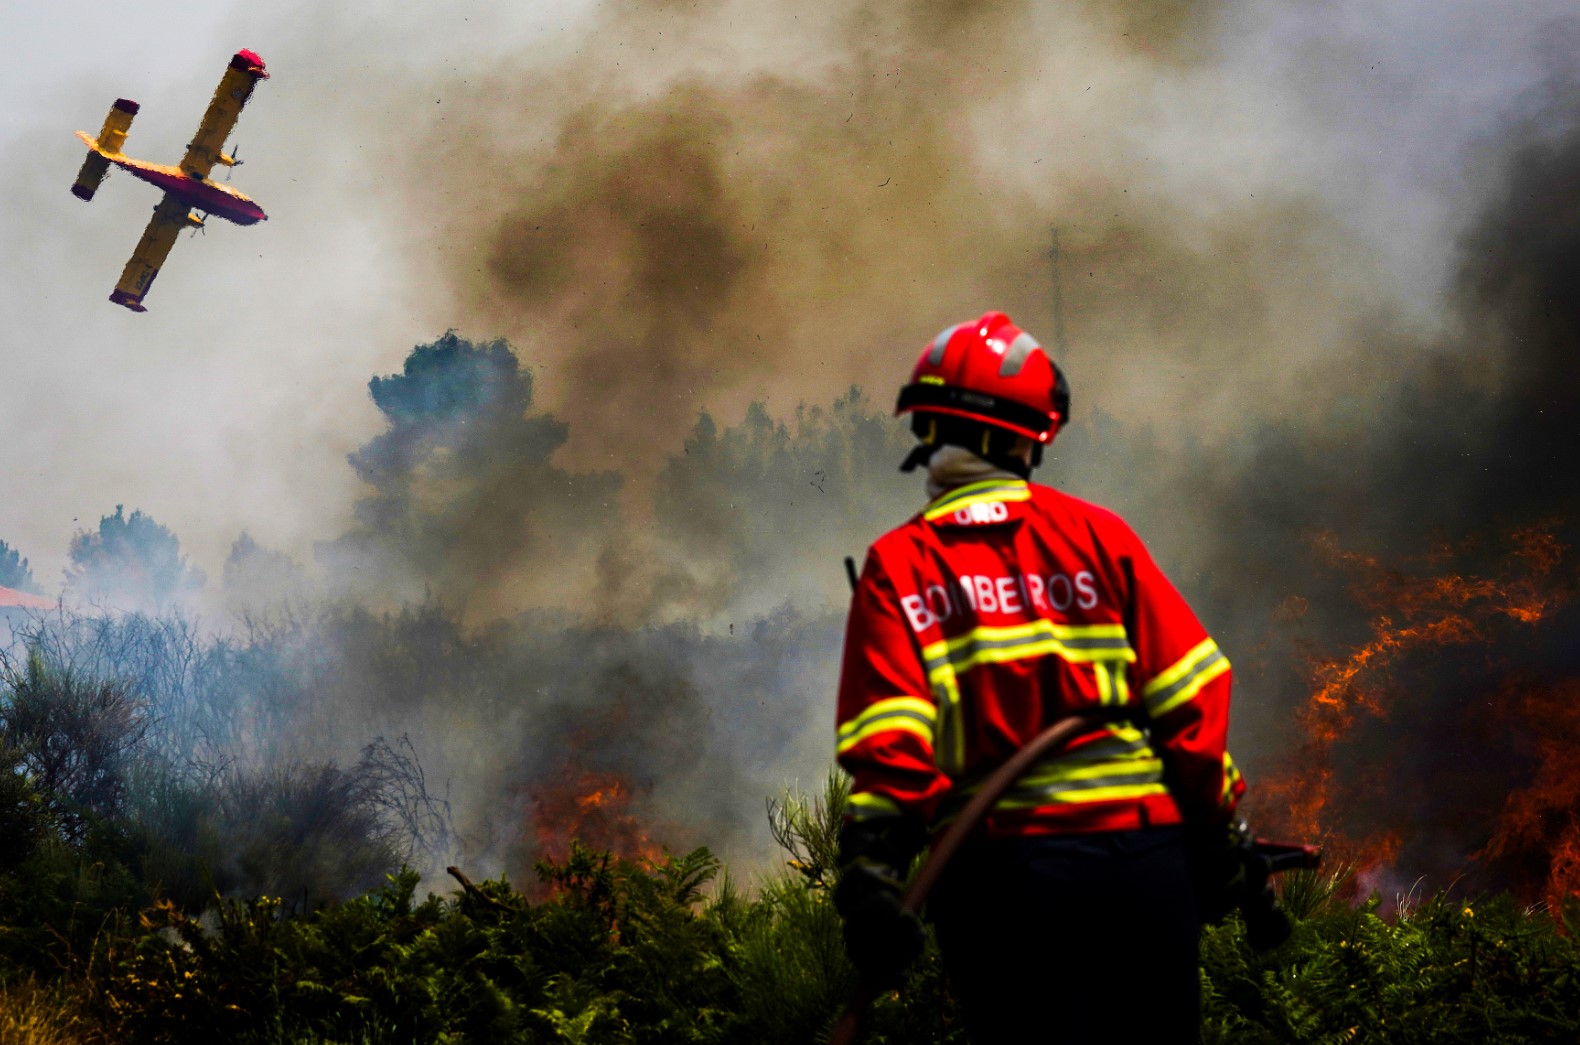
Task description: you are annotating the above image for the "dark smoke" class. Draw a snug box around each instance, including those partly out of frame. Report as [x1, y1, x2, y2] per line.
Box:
[189, 337, 918, 873]
[424, 71, 1049, 483]
[186, 591, 848, 877]
[1452, 75, 1580, 524]
[346, 5, 1580, 891]
[388, 0, 1395, 531]
[1129, 64, 1580, 894]
[28, 2, 1579, 894]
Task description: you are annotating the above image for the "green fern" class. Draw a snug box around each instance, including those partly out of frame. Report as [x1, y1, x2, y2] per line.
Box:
[4, 757, 1580, 1044]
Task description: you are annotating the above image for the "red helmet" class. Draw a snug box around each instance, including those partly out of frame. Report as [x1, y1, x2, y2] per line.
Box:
[895, 311, 1069, 443]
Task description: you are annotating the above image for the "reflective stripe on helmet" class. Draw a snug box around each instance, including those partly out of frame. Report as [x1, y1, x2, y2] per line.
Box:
[928, 323, 963, 366]
[998, 331, 1044, 377]
[899, 311, 1069, 443]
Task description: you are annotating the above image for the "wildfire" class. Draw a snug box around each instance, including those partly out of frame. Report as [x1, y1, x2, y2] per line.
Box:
[529, 767, 665, 869]
[1255, 524, 1577, 908]
[1479, 678, 1580, 915]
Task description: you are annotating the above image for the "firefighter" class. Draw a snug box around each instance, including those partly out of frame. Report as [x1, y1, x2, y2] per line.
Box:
[833, 311, 1247, 1044]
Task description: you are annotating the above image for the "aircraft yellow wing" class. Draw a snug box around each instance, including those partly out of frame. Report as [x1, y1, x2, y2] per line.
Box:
[109, 195, 192, 312]
[179, 50, 268, 181]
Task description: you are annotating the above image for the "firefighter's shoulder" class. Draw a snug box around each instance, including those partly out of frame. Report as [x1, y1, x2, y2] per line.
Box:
[1024, 482, 1145, 546]
[865, 510, 931, 562]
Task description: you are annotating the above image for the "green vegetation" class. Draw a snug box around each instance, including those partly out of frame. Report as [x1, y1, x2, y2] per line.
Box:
[1201, 884, 1580, 1044]
[0, 538, 38, 594]
[63, 507, 206, 608]
[2, 647, 1578, 1043]
[3, 790, 1578, 1042]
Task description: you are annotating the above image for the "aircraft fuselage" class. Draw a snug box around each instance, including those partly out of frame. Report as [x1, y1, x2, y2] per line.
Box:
[120, 159, 266, 225]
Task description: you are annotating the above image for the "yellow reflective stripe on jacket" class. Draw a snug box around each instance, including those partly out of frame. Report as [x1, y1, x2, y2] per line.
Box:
[923, 621, 1135, 678]
[1001, 724, 1165, 808]
[846, 791, 903, 822]
[923, 621, 1135, 775]
[1142, 637, 1230, 717]
[937, 725, 1166, 819]
[932, 669, 967, 775]
[1220, 751, 1243, 810]
[1093, 659, 1132, 707]
[997, 771, 1168, 809]
[836, 697, 936, 756]
[922, 478, 1031, 521]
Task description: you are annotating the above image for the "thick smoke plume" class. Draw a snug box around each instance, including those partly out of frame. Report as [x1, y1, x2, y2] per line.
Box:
[281, 4, 1580, 894]
[396, 0, 1388, 491]
[1166, 64, 1580, 902]
[194, 346, 904, 876]
[14, 1, 1580, 898]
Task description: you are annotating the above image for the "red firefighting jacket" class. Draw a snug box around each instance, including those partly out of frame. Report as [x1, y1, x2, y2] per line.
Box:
[836, 477, 1245, 839]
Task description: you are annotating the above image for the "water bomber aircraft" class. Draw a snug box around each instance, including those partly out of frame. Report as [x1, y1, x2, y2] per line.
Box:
[71, 49, 269, 312]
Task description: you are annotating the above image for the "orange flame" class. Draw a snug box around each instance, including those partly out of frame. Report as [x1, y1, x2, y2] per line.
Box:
[1257, 524, 1573, 905]
[529, 768, 665, 869]
[1479, 678, 1580, 915]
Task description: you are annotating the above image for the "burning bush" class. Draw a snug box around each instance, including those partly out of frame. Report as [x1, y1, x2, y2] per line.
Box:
[1252, 524, 1580, 910]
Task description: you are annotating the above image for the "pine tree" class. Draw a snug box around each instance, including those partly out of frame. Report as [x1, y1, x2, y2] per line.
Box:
[0, 538, 39, 593]
[63, 506, 204, 608]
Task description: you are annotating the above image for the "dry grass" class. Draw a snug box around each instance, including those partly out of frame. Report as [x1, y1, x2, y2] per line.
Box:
[0, 979, 104, 1045]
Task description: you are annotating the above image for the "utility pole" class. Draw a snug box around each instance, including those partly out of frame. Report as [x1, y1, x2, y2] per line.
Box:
[1048, 226, 1068, 354]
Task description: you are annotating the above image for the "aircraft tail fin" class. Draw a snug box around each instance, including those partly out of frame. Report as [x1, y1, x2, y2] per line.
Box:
[72, 98, 139, 201]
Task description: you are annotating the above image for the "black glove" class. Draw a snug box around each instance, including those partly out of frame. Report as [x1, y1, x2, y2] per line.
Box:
[834, 817, 928, 991]
[1188, 817, 1294, 949]
[1187, 816, 1252, 925]
[833, 863, 926, 990]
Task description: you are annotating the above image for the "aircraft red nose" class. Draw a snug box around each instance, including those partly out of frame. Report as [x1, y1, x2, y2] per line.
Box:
[232, 49, 268, 78]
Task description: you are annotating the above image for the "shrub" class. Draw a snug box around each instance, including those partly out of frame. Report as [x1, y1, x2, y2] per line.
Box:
[3, 663, 1578, 1045]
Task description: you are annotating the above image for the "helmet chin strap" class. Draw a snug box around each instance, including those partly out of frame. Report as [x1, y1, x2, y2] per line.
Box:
[899, 442, 936, 473]
[899, 416, 940, 473]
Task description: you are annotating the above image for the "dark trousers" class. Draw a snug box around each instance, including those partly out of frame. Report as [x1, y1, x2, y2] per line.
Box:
[927, 826, 1201, 1045]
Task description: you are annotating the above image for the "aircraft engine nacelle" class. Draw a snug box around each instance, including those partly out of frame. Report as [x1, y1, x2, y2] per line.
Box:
[71, 98, 139, 202]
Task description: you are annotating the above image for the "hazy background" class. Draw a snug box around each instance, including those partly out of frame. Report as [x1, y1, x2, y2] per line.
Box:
[5, 0, 1579, 887]
[5, 0, 1559, 582]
